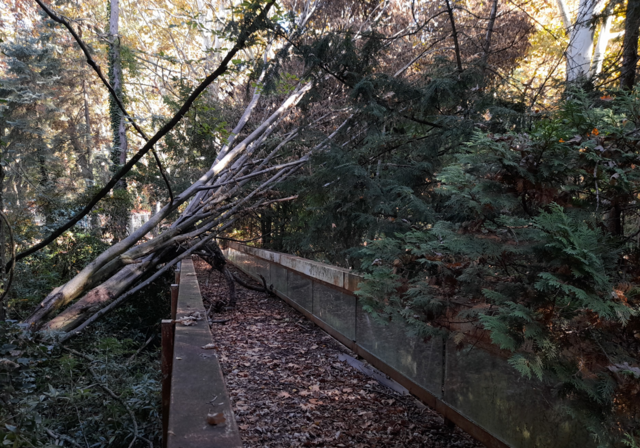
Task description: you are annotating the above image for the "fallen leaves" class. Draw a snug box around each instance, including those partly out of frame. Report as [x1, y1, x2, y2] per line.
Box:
[206, 412, 226, 425]
[176, 311, 204, 326]
[195, 259, 483, 448]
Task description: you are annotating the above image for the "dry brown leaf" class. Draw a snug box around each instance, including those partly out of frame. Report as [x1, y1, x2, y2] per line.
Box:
[206, 413, 226, 426]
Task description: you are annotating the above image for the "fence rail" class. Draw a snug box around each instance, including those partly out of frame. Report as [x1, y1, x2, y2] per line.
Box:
[161, 257, 241, 448]
[223, 241, 594, 448]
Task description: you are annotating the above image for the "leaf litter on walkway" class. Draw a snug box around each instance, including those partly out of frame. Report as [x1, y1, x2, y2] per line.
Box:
[194, 258, 484, 448]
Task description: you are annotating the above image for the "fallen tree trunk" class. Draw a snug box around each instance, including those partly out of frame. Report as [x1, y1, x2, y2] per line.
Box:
[19, 1, 355, 338]
[25, 80, 313, 330]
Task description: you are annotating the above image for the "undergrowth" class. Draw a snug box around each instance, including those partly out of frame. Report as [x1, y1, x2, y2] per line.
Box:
[1, 231, 169, 447]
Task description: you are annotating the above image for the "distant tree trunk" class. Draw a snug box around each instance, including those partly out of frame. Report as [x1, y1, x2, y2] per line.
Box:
[444, 0, 463, 72]
[82, 80, 94, 186]
[69, 119, 93, 185]
[590, 13, 614, 78]
[37, 147, 52, 225]
[482, 0, 499, 66]
[0, 138, 4, 320]
[621, 0, 640, 89]
[481, 0, 499, 84]
[608, 200, 623, 235]
[555, 0, 571, 30]
[261, 212, 272, 248]
[566, 0, 597, 82]
[108, 0, 129, 239]
[108, 0, 127, 189]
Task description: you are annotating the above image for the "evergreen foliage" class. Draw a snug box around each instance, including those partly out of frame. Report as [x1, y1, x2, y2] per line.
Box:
[354, 91, 640, 444]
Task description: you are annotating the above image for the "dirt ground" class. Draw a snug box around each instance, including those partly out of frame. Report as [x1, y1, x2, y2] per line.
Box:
[194, 258, 484, 448]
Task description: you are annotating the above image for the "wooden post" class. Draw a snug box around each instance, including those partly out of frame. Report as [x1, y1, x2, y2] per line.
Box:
[175, 266, 181, 284]
[161, 319, 175, 448]
[170, 284, 178, 320]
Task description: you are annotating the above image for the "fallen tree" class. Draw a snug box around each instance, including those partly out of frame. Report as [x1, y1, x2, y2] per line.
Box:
[16, 0, 435, 340]
[16, 0, 351, 339]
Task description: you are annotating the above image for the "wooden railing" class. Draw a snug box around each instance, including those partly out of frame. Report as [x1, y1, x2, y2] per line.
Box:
[161, 257, 241, 448]
[223, 242, 596, 448]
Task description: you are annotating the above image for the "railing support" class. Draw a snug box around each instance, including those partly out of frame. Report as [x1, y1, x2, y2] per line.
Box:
[161, 318, 175, 448]
[170, 284, 178, 320]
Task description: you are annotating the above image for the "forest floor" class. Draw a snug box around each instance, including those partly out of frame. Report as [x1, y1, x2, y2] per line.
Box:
[194, 257, 484, 448]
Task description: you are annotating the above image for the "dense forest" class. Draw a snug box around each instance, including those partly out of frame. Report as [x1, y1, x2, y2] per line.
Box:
[1, 0, 640, 446]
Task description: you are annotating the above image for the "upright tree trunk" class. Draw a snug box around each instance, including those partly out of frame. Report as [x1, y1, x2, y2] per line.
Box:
[0, 138, 4, 320]
[621, 0, 640, 89]
[82, 80, 94, 187]
[555, 0, 571, 30]
[261, 212, 272, 248]
[481, 0, 499, 83]
[590, 13, 614, 78]
[69, 119, 93, 186]
[108, 0, 130, 239]
[444, 0, 463, 72]
[566, 0, 597, 82]
[109, 0, 128, 188]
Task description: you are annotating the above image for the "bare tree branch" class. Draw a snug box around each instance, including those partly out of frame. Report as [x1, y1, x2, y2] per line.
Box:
[33, 0, 174, 204]
[15, 0, 276, 265]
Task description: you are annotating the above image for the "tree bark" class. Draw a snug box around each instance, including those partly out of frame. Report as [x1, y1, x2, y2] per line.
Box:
[82, 80, 94, 186]
[555, 0, 571, 30]
[444, 0, 463, 72]
[482, 0, 499, 67]
[44, 260, 152, 331]
[591, 13, 614, 78]
[621, 0, 640, 89]
[109, 0, 128, 188]
[566, 0, 597, 82]
[0, 148, 4, 320]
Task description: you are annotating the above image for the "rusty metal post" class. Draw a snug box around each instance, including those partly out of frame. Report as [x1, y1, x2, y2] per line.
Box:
[161, 319, 175, 448]
[170, 284, 178, 320]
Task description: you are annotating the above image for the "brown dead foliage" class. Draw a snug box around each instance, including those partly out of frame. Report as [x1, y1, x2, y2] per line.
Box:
[194, 258, 484, 448]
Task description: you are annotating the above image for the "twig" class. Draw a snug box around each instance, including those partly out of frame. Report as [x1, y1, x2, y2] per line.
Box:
[45, 428, 83, 448]
[61, 347, 153, 448]
[128, 335, 155, 363]
[259, 274, 275, 295]
[89, 365, 140, 448]
[231, 272, 266, 292]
